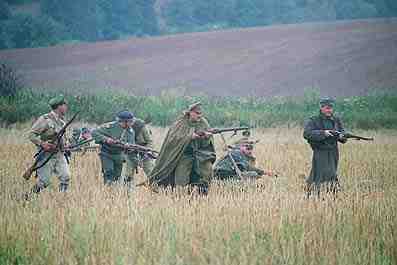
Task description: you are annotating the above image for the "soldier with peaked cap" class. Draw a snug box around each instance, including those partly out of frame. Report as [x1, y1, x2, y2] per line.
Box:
[27, 95, 71, 195]
[232, 130, 251, 145]
[149, 102, 216, 195]
[92, 110, 136, 185]
[303, 98, 347, 198]
[231, 130, 259, 168]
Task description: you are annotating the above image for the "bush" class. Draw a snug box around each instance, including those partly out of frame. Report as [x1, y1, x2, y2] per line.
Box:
[1, 89, 397, 129]
[0, 63, 23, 98]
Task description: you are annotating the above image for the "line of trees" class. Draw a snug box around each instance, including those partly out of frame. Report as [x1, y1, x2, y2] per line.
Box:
[163, 0, 397, 31]
[1, 0, 397, 49]
[0, 0, 159, 49]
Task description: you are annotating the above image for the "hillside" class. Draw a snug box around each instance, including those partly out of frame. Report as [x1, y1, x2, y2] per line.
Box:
[1, 18, 396, 97]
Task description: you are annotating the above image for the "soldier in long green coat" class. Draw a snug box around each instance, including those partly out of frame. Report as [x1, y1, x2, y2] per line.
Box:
[92, 111, 135, 185]
[149, 102, 216, 195]
[303, 98, 347, 197]
[214, 142, 273, 180]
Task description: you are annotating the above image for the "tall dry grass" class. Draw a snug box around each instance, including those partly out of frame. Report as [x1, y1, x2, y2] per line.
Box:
[0, 126, 396, 265]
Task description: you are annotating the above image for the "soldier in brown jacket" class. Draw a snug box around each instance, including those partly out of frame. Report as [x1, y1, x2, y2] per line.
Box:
[27, 95, 71, 194]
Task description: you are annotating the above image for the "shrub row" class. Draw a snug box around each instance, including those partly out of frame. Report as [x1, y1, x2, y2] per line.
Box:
[1, 89, 397, 129]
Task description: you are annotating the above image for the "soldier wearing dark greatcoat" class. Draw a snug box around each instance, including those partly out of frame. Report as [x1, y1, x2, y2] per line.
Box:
[303, 98, 347, 197]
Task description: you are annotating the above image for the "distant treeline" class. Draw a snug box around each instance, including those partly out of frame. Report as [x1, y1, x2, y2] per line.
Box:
[1, 89, 396, 129]
[0, 0, 158, 49]
[1, 0, 397, 49]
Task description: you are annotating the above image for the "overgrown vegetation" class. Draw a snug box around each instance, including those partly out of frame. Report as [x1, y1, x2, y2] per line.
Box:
[0, 63, 23, 98]
[0, 88, 396, 129]
[1, 0, 397, 49]
[1, 127, 396, 265]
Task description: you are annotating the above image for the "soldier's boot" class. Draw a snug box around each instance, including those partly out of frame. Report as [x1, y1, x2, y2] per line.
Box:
[103, 170, 116, 185]
[196, 184, 209, 196]
[304, 183, 312, 199]
[329, 181, 341, 200]
[32, 183, 45, 193]
[24, 183, 45, 201]
[124, 176, 134, 193]
[59, 183, 68, 192]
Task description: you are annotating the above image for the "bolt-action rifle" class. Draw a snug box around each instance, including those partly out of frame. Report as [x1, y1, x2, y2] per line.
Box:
[104, 137, 159, 159]
[22, 112, 79, 180]
[331, 130, 374, 141]
[195, 126, 252, 138]
[136, 126, 252, 189]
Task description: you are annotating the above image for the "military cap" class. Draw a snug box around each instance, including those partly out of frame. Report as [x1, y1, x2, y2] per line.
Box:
[188, 102, 202, 112]
[319, 97, 335, 107]
[49, 95, 67, 108]
[116, 110, 134, 121]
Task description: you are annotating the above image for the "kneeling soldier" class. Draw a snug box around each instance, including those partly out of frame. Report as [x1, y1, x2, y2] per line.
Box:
[92, 111, 136, 185]
[214, 142, 273, 180]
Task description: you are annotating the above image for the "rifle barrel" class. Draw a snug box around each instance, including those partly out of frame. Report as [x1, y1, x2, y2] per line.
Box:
[211, 126, 251, 134]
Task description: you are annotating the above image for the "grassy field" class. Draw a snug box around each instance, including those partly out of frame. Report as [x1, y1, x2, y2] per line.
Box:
[0, 126, 396, 265]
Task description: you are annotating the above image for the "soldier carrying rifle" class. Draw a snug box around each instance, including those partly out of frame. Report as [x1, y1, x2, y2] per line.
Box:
[303, 98, 346, 198]
[24, 95, 74, 196]
[148, 102, 215, 195]
[303, 98, 373, 198]
[92, 110, 137, 186]
[92, 110, 158, 187]
[148, 102, 251, 195]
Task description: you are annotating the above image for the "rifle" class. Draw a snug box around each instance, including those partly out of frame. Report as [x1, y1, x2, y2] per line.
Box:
[66, 138, 95, 152]
[105, 137, 159, 159]
[22, 112, 79, 180]
[70, 145, 100, 153]
[196, 126, 252, 138]
[331, 131, 374, 141]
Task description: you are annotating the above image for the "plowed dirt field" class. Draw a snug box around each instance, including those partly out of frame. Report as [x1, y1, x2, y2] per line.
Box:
[1, 18, 396, 97]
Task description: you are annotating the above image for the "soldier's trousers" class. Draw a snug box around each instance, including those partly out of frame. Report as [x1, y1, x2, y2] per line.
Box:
[36, 152, 70, 191]
[99, 153, 123, 185]
[174, 155, 212, 187]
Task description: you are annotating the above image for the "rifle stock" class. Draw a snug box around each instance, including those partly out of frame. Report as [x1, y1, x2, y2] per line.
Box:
[22, 165, 35, 180]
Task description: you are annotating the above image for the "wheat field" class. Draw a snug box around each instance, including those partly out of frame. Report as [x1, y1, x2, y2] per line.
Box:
[0, 126, 396, 265]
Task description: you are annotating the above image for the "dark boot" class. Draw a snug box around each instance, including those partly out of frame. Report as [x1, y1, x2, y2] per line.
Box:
[24, 184, 44, 201]
[59, 183, 68, 192]
[197, 184, 209, 196]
